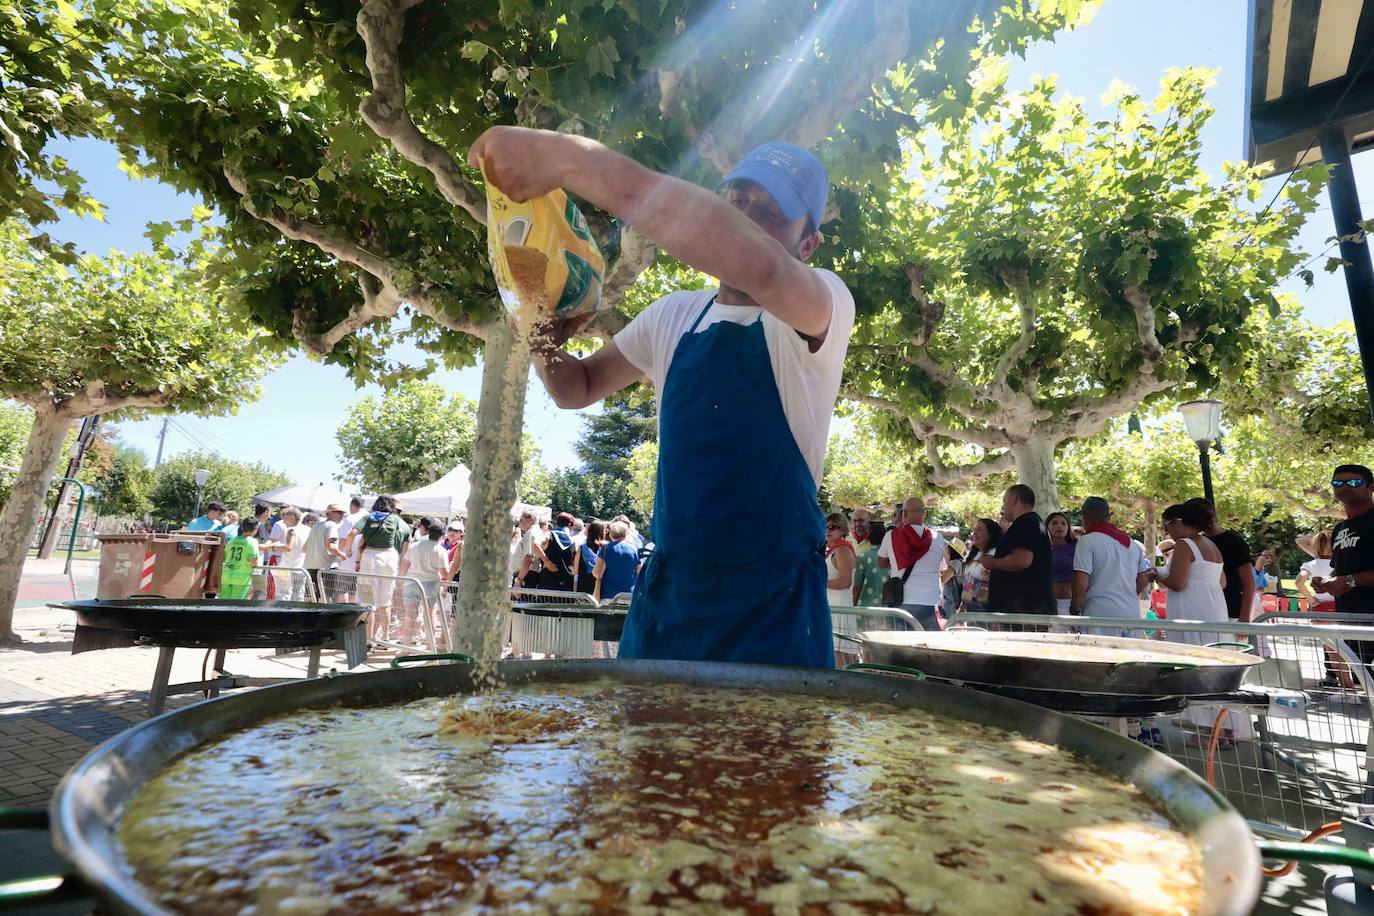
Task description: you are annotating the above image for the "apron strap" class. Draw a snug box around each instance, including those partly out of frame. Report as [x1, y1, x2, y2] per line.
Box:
[685, 294, 719, 335]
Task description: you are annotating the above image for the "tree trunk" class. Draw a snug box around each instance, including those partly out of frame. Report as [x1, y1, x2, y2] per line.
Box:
[1010, 438, 1060, 516]
[452, 320, 530, 664]
[1143, 502, 1158, 554]
[0, 406, 74, 644]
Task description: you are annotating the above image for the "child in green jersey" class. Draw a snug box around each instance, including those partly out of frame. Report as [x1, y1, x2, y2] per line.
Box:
[221, 518, 261, 600]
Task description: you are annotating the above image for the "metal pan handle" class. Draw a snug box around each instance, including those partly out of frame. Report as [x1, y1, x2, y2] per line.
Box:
[390, 653, 476, 668]
[1259, 840, 1374, 871]
[832, 632, 864, 645]
[1205, 641, 1257, 654]
[1112, 660, 1201, 672]
[843, 662, 927, 680]
[0, 808, 83, 910]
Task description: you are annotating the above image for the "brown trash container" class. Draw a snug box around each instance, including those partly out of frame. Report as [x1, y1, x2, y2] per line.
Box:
[96, 532, 225, 600]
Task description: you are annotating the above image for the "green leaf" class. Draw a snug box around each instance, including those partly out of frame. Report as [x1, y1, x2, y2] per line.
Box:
[460, 40, 490, 62]
[585, 36, 620, 78]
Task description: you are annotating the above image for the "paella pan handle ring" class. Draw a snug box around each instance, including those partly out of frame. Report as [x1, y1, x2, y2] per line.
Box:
[390, 653, 477, 669]
[1205, 641, 1258, 654]
[843, 662, 928, 680]
[0, 808, 83, 909]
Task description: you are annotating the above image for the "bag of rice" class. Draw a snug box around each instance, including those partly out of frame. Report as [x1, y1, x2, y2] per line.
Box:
[483, 159, 606, 326]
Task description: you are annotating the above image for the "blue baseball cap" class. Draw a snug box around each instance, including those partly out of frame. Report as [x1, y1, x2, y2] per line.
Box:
[719, 141, 829, 231]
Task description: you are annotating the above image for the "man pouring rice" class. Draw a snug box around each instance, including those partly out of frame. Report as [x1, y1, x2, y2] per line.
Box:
[471, 128, 854, 668]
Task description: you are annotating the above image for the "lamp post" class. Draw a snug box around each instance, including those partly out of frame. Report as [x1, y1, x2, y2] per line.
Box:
[1178, 399, 1223, 505]
[192, 468, 210, 520]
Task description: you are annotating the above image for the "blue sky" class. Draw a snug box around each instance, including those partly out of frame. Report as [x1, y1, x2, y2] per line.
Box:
[42, 0, 1373, 485]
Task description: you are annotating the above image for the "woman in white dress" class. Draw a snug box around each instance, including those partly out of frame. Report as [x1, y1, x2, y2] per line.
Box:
[824, 514, 857, 663]
[1151, 502, 1249, 745]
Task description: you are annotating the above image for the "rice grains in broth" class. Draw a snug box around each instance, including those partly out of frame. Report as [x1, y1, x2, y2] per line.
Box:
[118, 682, 1206, 914]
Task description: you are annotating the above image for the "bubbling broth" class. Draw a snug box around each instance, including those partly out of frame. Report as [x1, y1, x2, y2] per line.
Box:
[118, 682, 1205, 914]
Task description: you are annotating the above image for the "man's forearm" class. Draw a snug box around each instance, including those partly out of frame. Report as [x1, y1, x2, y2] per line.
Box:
[533, 345, 592, 409]
[559, 142, 780, 293]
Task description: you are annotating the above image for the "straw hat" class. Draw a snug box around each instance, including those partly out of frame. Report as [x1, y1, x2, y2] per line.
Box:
[948, 537, 968, 559]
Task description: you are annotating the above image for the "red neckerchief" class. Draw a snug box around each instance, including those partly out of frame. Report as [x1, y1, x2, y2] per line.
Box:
[1084, 522, 1131, 547]
[893, 525, 934, 569]
[825, 538, 855, 559]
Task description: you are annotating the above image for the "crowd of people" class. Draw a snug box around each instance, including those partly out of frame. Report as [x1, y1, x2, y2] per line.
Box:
[183, 496, 652, 639]
[822, 463, 1374, 639]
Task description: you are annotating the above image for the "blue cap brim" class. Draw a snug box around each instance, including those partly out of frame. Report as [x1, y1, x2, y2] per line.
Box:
[717, 164, 812, 224]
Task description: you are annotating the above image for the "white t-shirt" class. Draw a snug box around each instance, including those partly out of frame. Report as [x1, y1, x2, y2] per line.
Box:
[877, 526, 947, 606]
[340, 511, 365, 566]
[614, 270, 855, 486]
[407, 539, 450, 582]
[303, 520, 341, 569]
[1073, 532, 1152, 619]
[280, 523, 309, 568]
[267, 519, 287, 559]
[1301, 558, 1336, 606]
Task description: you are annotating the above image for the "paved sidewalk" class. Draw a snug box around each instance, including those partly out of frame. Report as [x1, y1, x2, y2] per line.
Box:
[0, 598, 391, 809]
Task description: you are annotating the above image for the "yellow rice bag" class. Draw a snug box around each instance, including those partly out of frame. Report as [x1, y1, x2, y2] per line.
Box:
[483, 159, 605, 325]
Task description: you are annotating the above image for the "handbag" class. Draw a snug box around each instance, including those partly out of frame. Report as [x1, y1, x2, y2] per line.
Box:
[882, 561, 916, 608]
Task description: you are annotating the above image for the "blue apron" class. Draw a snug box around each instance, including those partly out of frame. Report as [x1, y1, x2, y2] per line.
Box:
[618, 296, 832, 668]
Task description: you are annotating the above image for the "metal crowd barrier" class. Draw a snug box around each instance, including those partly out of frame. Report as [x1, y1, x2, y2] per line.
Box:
[258, 566, 317, 603]
[830, 605, 918, 661]
[67, 558, 100, 600]
[317, 569, 438, 654]
[947, 611, 1374, 840]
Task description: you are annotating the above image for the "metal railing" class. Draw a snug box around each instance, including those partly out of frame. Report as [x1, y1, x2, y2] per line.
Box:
[317, 569, 438, 654]
[67, 558, 100, 601]
[830, 604, 917, 661]
[945, 611, 1374, 839]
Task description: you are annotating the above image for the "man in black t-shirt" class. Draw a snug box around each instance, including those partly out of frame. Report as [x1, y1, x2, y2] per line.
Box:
[982, 484, 1056, 615]
[1312, 464, 1374, 614]
[1183, 497, 1254, 621]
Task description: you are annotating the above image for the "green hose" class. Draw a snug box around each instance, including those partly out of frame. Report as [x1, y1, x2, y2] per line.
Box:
[1259, 840, 1374, 871]
[0, 808, 85, 910]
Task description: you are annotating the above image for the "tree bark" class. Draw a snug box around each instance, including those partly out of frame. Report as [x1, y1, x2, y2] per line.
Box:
[0, 406, 74, 644]
[1010, 438, 1060, 517]
[451, 320, 530, 663]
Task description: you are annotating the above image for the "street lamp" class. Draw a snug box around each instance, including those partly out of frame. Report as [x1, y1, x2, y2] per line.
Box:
[192, 468, 210, 519]
[1178, 399, 1223, 505]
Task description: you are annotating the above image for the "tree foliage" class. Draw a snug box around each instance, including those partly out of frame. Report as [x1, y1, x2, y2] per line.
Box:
[574, 400, 656, 478]
[820, 415, 924, 511]
[0, 0, 108, 237]
[79, 0, 1093, 382]
[335, 380, 479, 494]
[0, 220, 274, 418]
[88, 442, 155, 518]
[148, 452, 291, 523]
[843, 68, 1323, 509]
[334, 379, 551, 500]
[547, 467, 642, 528]
[625, 440, 658, 524]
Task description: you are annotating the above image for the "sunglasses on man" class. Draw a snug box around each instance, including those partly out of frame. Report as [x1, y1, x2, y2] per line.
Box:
[1332, 479, 1369, 488]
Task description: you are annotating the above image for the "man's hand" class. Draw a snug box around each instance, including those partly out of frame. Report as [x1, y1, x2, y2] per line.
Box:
[1314, 576, 1352, 597]
[528, 311, 596, 356]
[469, 126, 586, 202]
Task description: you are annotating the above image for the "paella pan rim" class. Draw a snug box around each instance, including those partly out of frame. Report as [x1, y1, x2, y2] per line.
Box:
[49, 658, 1261, 916]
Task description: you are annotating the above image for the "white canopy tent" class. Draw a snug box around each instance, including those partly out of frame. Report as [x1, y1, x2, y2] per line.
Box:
[252, 483, 361, 512]
[394, 465, 472, 518]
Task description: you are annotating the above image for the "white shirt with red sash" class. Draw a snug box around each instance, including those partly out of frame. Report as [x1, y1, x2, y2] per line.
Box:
[878, 525, 947, 606]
